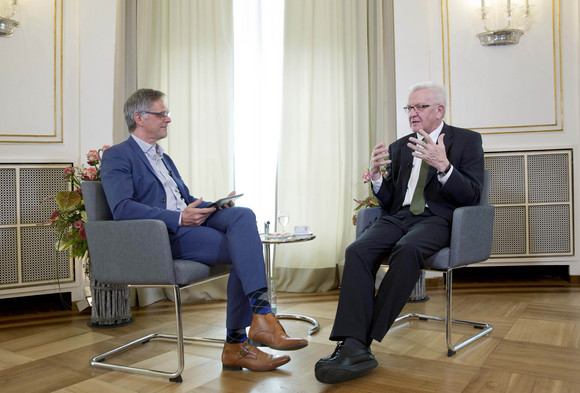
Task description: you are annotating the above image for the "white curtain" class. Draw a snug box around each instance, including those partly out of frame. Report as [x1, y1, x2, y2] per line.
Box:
[124, 0, 235, 200]
[274, 0, 385, 292]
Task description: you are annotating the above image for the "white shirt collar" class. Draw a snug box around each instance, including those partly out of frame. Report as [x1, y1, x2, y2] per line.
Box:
[131, 134, 164, 157]
[418, 121, 444, 143]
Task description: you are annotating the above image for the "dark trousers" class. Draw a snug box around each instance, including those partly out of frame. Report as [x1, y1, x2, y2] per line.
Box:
[330, 207, 451, 344]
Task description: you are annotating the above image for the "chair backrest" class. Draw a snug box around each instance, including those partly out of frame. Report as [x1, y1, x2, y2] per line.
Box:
[82, 182, 113, 222]
[480, 170, 491, 206]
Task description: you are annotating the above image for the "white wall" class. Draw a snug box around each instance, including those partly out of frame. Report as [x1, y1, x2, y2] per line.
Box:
[0, 0, 116, 161]
[393, 0, 580, 275]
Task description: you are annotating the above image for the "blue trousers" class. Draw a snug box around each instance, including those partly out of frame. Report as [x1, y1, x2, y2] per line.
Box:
[168, 206, 267, 330]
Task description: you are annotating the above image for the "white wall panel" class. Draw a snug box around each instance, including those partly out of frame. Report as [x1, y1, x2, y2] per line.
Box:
[0, 0, 63, 142]
[444, 0, 562, 133]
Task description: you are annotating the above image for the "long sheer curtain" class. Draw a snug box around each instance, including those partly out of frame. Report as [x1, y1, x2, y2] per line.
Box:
[275, 0, 386, 292]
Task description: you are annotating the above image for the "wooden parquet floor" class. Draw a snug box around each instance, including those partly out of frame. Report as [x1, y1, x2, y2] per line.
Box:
[1, 275, 580, 393]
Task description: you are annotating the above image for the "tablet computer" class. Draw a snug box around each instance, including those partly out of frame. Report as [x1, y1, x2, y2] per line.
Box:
[210, 193, 243, 208]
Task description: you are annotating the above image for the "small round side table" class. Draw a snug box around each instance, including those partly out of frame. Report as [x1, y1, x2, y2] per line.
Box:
[260, 233, 320, 335]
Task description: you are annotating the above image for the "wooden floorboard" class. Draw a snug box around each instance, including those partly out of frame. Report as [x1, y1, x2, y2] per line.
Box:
[1, 276, 580, 392]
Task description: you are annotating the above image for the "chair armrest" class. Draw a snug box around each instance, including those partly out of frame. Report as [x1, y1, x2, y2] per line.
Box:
[448, 205, 495, 268]
[356, 207, 384, 238]
[85, 219, 177, 285]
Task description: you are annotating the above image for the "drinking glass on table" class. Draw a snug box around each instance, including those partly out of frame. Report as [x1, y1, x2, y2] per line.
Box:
[277, 210, 289, 233]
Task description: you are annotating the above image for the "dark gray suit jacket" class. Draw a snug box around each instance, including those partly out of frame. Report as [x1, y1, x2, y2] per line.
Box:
[374, 123, 484, 221]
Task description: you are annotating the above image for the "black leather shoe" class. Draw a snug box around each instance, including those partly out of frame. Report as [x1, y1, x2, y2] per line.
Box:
[314, 342, 378, 384]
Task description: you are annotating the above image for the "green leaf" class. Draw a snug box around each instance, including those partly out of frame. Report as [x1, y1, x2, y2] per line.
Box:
[55, 191, 82, 210]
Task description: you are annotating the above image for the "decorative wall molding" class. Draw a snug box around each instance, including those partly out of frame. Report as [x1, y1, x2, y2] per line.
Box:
[442, 0, 562, 134]
[0, 0, 63, 143]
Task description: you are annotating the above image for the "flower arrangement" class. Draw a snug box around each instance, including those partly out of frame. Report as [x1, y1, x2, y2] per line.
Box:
[44, 146, 110, 274]
[352, 167, 386, 225]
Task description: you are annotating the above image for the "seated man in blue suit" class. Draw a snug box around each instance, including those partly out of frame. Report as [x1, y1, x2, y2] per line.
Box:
[315, 82, 484, 383]
[101, 88, 307, 372]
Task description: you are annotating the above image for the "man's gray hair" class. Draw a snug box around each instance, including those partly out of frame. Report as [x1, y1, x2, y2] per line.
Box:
[124, 88, 166, 132]
[409, 81, 447, 114]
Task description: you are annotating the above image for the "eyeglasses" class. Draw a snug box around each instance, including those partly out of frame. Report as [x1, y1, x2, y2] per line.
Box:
[142, 111, 170, 119]
[403, 105, 431, 114]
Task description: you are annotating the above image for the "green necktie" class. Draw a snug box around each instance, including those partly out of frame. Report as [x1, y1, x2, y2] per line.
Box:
[409, 139, 429, 215]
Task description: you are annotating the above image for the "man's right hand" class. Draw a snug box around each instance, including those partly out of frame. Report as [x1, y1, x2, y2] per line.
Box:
[180, 199, 216, 226]
[370, 142, 390, 181]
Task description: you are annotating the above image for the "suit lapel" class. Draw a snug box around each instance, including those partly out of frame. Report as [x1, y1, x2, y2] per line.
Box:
[127, 136, 159, 177]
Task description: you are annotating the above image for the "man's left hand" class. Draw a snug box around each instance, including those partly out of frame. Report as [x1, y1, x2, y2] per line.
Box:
[217, 190, 237, 210]
[408, 129, 450, 172]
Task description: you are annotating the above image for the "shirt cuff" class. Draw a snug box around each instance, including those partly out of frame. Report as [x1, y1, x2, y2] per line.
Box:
[437, 165, 453, 184]
[371, 176, 383, 194]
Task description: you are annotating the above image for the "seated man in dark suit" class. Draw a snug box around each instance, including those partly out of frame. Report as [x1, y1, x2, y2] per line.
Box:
[101, 88, 307, 372]
[315, 82, 484, 383]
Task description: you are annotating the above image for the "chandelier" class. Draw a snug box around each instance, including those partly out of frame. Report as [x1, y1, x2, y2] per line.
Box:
[0, 0, 20, 38]
[477, 0, 532, 46]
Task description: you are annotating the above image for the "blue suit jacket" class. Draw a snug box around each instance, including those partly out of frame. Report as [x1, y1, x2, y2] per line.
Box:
[100, 136, 212, 233]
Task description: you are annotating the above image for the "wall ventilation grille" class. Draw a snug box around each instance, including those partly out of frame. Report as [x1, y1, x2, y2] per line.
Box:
[0, 164, 74, 289]
[484, 150, 573, 258]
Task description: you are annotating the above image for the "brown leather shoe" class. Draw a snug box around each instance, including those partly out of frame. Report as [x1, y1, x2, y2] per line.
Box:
[248, 313, 309, 350]
[221, 341, 290, 371]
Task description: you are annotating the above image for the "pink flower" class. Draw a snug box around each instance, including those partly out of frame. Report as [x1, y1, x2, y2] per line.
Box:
[51, 210, 60, 220]
[74, 220, 84, 229]
[82, 167, 98, 180]
[362, 171, 371, 180]
[63, 167, 75, 177]
[98, 145, 111, 161]
[86, 150, 100, 165]
[79, 226, 86, 240]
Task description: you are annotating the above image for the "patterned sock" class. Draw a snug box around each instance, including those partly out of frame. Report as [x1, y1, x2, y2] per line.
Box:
[247, 287, 272, 315]
[226, 328, 248, 344]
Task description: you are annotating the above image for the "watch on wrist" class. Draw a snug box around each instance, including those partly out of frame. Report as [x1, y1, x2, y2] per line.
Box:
[437, 163, 452, 176]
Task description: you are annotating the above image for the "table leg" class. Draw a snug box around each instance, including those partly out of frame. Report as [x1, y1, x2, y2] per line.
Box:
[262, 242, 320, 335]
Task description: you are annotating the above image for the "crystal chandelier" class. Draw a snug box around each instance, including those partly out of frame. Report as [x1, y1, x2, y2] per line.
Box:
[0, 0, 20, 38]
[477, 0, 532, 46]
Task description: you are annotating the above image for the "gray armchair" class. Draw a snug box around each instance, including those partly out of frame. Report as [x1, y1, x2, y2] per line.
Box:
[82, 181, 229, 382]
[355, 170, 494, 356]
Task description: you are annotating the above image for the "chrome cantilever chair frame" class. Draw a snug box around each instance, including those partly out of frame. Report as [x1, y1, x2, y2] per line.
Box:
[356, 170, 494, 357]
[82, 182, 229, 382]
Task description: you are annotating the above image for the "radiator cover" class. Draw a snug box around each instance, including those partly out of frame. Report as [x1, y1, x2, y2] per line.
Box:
[484, 150, 574, 258]
[0, 164, 74, 290]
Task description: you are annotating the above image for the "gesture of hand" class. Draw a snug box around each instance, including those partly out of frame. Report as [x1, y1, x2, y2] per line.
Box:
[407, 129, 449, 172]
[369, 142, 391, 181]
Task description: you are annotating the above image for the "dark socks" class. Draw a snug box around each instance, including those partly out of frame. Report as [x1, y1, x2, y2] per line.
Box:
[226, 328, 248, 344]
[247, 287, 272, 315]
[343, 336, 368, 349]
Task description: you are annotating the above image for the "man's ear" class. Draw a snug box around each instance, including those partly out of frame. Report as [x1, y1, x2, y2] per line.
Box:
[134, 112, 143, 126]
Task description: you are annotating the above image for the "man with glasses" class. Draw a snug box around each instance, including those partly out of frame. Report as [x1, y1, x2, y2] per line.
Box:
[315, 82, 484, 384]
[101, 88, 307, 372]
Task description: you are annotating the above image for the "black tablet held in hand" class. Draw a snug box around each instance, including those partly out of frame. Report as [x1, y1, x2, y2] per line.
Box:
[210, 193, 244, 208]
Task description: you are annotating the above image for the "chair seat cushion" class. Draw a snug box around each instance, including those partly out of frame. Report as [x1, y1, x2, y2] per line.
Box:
[172, 260, 231, 285]
[424, 247, 450, 271]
